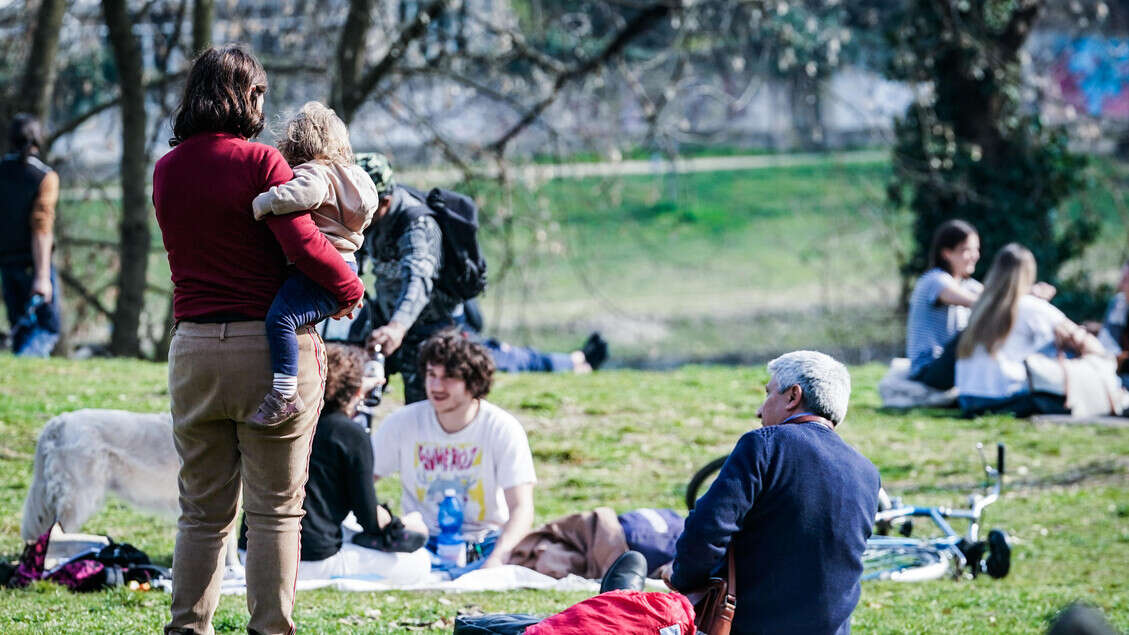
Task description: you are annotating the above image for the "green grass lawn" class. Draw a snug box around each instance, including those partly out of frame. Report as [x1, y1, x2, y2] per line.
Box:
[0, 355, 1126, 633]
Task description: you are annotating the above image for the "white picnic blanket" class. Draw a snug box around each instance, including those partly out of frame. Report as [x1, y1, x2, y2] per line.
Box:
[878, 358, 959, 408]
[155, 565, 666, 595]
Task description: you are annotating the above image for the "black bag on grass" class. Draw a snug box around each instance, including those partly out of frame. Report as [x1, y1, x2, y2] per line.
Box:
[452, 613, 543, 634]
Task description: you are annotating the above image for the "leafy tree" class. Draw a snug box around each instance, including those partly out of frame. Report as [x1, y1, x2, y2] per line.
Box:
[885, 0, 1100, 286]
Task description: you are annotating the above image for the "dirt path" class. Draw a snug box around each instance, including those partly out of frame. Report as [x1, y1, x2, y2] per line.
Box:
[398, 149, 887, 185]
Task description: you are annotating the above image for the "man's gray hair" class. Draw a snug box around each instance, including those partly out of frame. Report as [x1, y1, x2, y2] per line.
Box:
[766, 350, 851, 425]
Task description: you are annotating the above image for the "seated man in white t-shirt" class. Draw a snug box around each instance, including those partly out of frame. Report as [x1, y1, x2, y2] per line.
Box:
[371, 331, 536, 569]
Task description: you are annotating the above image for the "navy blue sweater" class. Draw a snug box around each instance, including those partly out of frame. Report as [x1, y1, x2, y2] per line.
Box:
[671, 422, 880, 634]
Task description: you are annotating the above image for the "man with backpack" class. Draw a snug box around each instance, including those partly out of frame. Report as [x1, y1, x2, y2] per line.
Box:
[356, 152, 483, 404]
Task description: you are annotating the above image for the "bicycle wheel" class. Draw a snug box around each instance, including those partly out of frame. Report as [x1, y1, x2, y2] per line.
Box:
[862, 540, 952, 582]
[685, 455, 729, 510]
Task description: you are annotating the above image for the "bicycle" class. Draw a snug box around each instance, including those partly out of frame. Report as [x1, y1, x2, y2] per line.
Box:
[685, 442, 1011, 582]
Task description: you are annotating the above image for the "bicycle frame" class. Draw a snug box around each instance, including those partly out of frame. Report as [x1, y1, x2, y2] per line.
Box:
[867, 442, 1005, 579]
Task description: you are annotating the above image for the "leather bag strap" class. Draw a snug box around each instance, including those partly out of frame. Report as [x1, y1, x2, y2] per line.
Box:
[783, 414, 835, 428]
[726, 547, 735, 592]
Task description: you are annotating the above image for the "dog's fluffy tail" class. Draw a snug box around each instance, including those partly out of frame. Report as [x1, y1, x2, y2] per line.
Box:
[21, 416, 62, 542]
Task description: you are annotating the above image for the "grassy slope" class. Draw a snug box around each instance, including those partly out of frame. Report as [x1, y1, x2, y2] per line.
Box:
[0, 355, 1126, 633]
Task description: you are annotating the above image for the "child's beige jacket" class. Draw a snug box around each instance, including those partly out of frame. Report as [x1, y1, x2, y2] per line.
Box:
[253, 160, 379, 261]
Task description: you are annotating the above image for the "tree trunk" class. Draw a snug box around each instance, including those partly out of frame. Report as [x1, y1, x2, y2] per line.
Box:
[331, 0, 374, 122]
[18, 0, 67, 125]
[103, 0, 149, 358]
[192, 0, 213, 54]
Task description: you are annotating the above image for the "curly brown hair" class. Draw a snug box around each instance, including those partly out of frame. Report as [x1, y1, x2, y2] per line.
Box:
[324, 343, 367, 414]
[418, 331, 495, 399]
[169, 45, 267, 147]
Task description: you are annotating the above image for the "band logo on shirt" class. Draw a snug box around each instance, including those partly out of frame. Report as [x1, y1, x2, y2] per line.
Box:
[414, 442, 487, 522]
[416, 444, 480, 471]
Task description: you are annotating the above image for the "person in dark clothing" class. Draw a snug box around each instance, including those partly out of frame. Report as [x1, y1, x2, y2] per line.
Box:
[669, 350, 880, 635]
[240, 343, 429, 582]
[354, 153, 461, 404]
[1, 114, 61, 356]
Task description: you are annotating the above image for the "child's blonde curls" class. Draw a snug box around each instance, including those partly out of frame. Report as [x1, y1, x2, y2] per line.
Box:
[276, 101, 353, 166]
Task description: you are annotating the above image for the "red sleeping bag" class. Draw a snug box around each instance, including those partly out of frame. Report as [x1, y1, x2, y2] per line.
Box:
[524, 590, 696, 635]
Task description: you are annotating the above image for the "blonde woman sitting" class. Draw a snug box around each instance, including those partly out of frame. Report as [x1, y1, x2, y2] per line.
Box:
[955, 243, 1109, 417]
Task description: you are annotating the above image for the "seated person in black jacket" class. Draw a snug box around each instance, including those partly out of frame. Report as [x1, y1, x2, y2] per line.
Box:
[240, 343, 429, 583]
[669, 350, 880, 635]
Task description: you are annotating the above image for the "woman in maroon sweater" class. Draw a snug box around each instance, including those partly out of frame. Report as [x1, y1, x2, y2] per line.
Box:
[153, 46, 363, 635]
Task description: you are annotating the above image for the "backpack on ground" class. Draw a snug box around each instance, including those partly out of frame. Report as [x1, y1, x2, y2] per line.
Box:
[6, 527, 168, 592]
[397, 184, 488, 301]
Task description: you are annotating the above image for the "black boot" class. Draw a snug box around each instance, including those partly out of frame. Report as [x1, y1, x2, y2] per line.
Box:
[600, 550, 648, 593]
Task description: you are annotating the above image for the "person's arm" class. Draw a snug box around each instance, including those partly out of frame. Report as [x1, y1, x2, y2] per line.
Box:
[1031, 281, 1057, 301]
[936, 283, 978, 308]
[371, 215, 442, 354]
[669, 432, 762, 592]
[481, 483, 534, 568]
[252, 166, 331, 220]
[341, 422, 386, 535]
[1055, 318, 1106, 357]
[29, 171, 59, 301]
[266, 213, 363, 310]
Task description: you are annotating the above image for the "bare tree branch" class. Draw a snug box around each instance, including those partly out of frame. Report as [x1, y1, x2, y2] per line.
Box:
[334, 0, 449, 121]
[58, 268, 114, 319]
[465, 13, 567, 75]
[341, 0, 450, 122]
[17, 0, 66, 124]
[45, 69, 189, 153]
[487, 2, 677, 154]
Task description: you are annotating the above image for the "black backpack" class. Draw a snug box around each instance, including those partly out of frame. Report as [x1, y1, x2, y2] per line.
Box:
[396, 185, 488, 301]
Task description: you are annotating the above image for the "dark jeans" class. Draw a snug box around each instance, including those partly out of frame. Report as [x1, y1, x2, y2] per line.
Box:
[959, 392, 1068, 418]
[266, 262, 357, 377]
[910, 332, 960, 390]
[1, 264, 61, 356]
[451, 307, 574, 373]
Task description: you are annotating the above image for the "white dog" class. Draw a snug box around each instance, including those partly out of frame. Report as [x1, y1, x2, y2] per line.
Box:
[22, 408, 240, 568]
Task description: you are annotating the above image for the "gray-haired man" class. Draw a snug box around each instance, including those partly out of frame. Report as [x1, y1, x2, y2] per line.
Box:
[670, 350, 880, 634]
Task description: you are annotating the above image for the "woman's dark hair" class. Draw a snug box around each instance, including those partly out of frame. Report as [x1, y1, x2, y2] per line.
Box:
[169, 45, 267, 146]
[928, 219, 978, 274]
[8, 114, 43, 158]
[324, 343, 367, 414]
[418, 331, 495, 399]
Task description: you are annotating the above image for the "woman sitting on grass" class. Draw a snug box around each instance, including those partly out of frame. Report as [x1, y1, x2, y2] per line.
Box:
[905, 220, 983, 389]
[955, 243, 1105, 417]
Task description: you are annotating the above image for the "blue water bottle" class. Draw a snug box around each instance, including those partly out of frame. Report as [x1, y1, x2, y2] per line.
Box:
[436, 489, 466, 568]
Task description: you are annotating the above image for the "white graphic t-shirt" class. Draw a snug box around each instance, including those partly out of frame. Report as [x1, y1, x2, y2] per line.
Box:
[371, 400, 536, 538]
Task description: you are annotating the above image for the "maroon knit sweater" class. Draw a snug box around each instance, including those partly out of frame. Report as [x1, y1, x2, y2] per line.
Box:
[154, 132, 363, 321]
